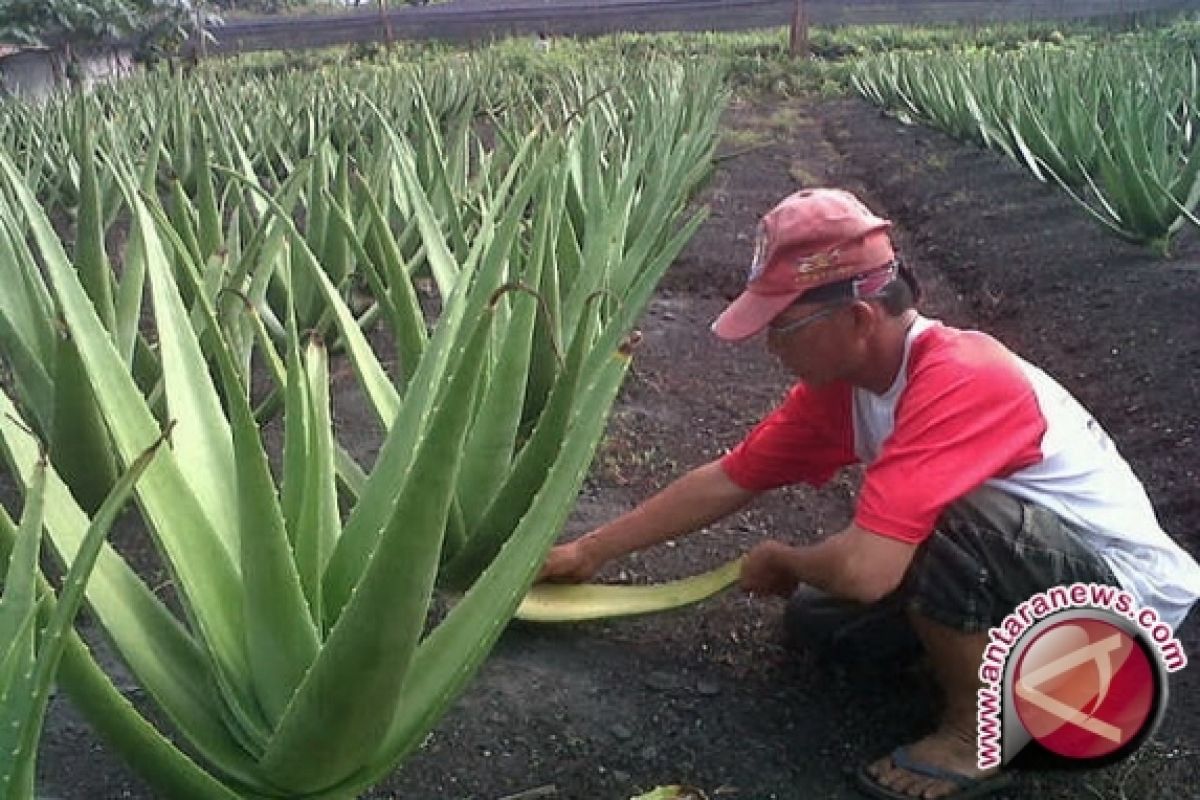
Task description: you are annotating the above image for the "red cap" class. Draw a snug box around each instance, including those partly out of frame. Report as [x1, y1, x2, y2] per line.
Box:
[712, 189, 895, 341]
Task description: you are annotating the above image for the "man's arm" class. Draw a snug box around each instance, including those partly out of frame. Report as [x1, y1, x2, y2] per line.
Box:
[740, 522, 918, 603]
[539, 459, 759, 582]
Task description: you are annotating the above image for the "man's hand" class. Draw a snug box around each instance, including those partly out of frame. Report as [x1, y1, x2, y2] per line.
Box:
[739, 540, 802, 597]
[740, 525, 918, 603]
[535, 461, 758, 585]
[537, 537, 603, 583]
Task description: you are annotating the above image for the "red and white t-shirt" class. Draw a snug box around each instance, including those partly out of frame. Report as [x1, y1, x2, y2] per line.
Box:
[721, 316, 1200, 629]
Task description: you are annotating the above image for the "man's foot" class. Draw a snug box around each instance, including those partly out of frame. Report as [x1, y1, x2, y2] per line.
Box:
[857, 730, 1011, 799]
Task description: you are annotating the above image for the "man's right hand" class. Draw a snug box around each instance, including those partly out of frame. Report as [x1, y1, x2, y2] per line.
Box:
[535, 461, 757, 584]
[537, 537, 603, 583]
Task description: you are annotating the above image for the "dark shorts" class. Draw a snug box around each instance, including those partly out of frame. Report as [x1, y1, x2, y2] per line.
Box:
[785, 485, 1119, 657]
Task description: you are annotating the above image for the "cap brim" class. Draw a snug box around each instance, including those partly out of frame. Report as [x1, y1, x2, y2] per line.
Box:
[711, 290, 801, 342]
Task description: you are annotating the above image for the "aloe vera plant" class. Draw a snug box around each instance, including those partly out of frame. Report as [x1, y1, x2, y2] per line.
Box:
[0, 434, 165, 800]
[0, 144, 637, 797]
[0, 56, 727, 798]
[853, 40, 1200, 254]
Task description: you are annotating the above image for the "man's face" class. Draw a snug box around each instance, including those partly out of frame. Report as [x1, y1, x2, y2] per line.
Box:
[764, 300, 855, 384]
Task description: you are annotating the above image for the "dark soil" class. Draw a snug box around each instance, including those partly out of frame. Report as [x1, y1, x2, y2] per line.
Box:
[34, 95, 1200, 800]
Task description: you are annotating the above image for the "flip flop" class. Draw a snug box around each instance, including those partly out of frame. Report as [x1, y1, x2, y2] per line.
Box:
[855, 745, 1014, 800]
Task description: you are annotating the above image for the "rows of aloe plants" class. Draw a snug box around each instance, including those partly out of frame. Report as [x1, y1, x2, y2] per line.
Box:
[0, 57, 725, 799]
[852, 38, 1200, 255]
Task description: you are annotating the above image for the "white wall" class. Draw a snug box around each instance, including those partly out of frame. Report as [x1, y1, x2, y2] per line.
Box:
[0, 47, 136, 102]
[78, 48, 137, 91]
[0, 49, 58, 101]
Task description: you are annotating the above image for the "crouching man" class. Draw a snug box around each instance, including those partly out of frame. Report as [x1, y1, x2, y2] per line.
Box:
[538, 188, 1200, 800]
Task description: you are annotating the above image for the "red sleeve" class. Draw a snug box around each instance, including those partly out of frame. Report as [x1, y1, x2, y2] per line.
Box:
[854, 332, 1046, 543]
[720, 381, 857, 491]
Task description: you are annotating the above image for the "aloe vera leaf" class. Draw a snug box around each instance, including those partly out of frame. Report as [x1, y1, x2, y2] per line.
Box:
[344, 348, 632, 799]
[50, 330, 119, 515]
[1, 438, 165, 794]
[516, 557, 743, 622]
[258, 310, 492, 792]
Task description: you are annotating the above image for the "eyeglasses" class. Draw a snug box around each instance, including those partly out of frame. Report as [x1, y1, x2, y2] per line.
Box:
[766, 303, 847, 337]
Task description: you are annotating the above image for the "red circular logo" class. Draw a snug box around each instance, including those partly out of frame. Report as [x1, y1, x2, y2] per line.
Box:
[1012, 618, 1157, 760]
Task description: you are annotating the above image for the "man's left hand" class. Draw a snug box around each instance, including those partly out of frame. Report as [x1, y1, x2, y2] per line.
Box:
[739, 540, 802, 597]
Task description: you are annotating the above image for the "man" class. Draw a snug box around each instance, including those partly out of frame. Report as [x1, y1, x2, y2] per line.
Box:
[538, 188, 1200, 800]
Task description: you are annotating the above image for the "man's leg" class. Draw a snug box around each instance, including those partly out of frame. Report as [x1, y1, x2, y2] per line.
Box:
[862, 485, 1118, 799]
[864, 615, 995, 799]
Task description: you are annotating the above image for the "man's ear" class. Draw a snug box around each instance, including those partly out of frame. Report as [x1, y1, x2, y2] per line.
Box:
[848, 299, 879, 335]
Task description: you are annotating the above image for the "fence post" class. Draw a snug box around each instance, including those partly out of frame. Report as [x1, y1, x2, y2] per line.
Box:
[197, 2, 208, 59]
[379, 0, 394, 49]
[789, 0, 809, 59]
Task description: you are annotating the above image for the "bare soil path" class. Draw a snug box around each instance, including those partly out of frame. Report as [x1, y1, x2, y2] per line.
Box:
[35, 95, 1200, 800]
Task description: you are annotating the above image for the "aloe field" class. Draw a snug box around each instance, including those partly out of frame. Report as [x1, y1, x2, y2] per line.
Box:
[1, 19, 1199, 800]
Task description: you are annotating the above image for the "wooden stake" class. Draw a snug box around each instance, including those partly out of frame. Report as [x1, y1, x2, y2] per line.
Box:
[379, 0, 394, 50]
[197, 2, 208, 60]
[789, 0, 809, 59]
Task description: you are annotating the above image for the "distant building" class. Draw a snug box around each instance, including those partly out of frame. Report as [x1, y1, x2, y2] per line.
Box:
[0, 43, 136, 102]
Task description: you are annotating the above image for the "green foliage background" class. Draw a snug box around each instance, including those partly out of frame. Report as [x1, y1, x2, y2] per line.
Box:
[0, 0, 200, 49]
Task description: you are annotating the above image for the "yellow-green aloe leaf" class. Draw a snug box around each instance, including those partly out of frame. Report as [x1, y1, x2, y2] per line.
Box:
[137, 106, 168, 198]
[411, 84, 469, 256]
[296, 336, 339, 627]
[0, 314, 53, 436]
[193, 132, 222, 264]
[0, 603, 36, 800]
[280, 302, 311, 557]
[430, 134, 556, 388]
[629, 786, 708, 800]
[515, 557, 744, 622]
[320, 148, 353, 284]
[247, 379, 323, 719]
[455, 284, 539, 533]
[583, 209, 707, 376]
[139, 163, 279, 758]
[222, 160, 309, 308]
[133, 188, 241, 568]
[0, 206, 55, 362]
[168, 179, 205, 273]
[335, 444, 369, 500]
[112, 204, 147, 368]
[574, 145, 647, 308]
[73, 117, 117, 333]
